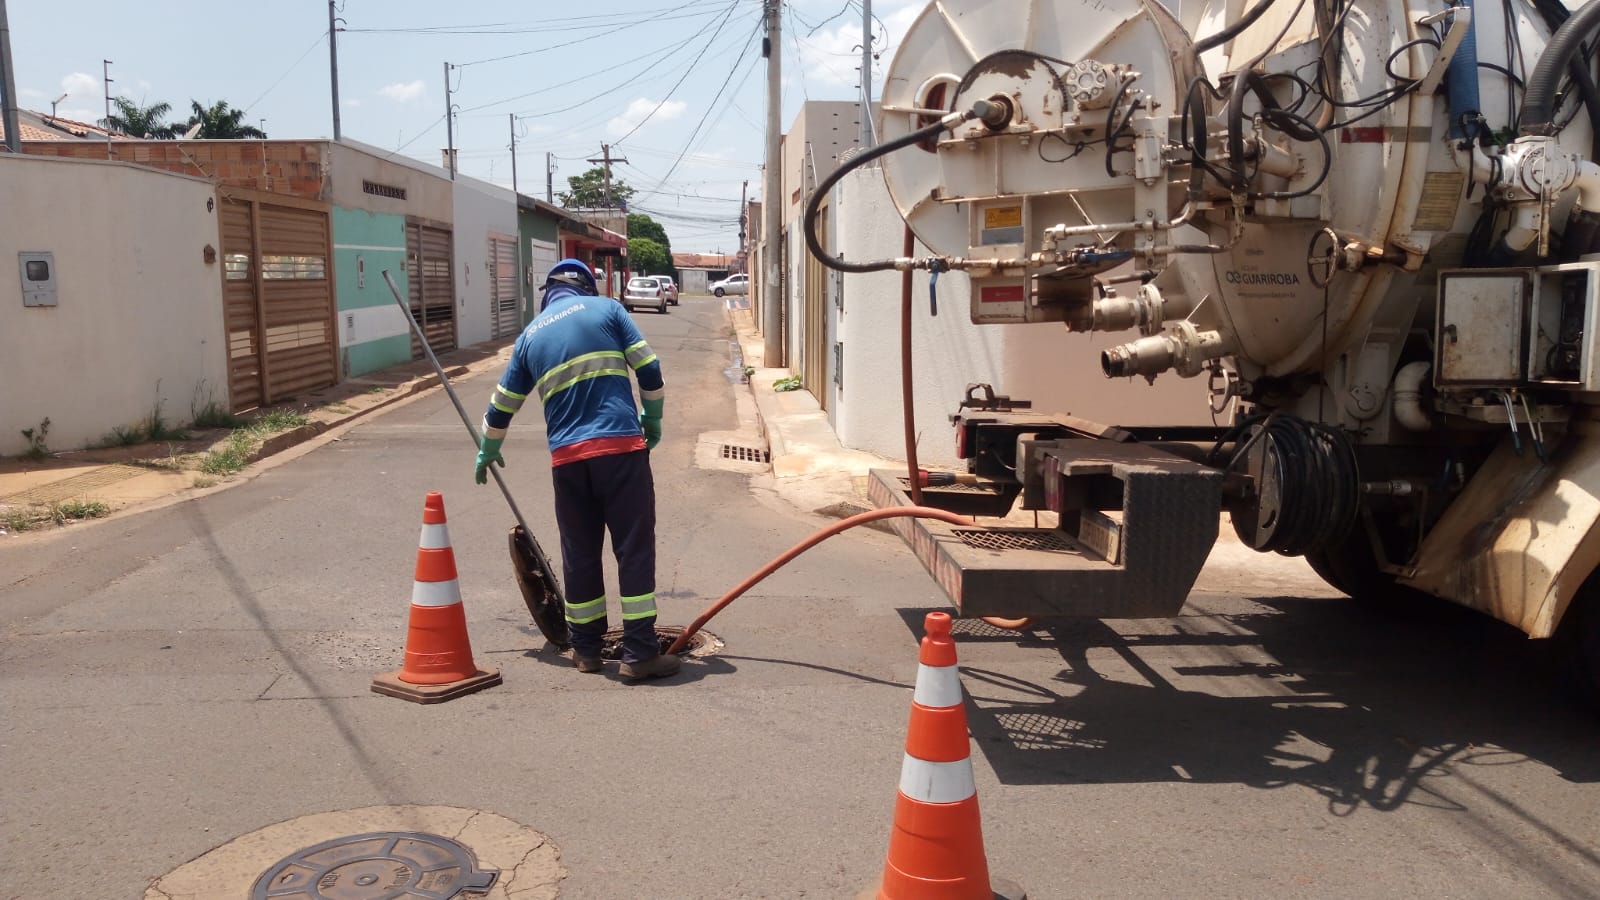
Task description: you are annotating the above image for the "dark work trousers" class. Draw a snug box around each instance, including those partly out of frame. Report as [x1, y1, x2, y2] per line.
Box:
[551, 449, 658, 663]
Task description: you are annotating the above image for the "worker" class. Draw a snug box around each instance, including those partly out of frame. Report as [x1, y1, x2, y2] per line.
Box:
[474, 258, 678, 681]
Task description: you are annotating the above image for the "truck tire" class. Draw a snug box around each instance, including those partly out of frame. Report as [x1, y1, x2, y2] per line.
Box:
[1556, 583, 1600, 711]
[1303, 527, 1432, 610]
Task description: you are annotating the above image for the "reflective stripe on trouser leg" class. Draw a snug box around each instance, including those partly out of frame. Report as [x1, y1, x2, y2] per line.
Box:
[597, 452, 657, 664]
[565, 595, 608, 625]
[553, 459, 608, 658]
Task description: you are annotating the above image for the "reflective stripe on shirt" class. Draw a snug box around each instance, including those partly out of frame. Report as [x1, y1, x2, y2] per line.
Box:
[625, 339, 658, 370]
[534, 350, 629, 403]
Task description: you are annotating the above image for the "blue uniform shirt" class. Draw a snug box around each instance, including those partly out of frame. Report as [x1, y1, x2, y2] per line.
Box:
[482, 285, 664, 460]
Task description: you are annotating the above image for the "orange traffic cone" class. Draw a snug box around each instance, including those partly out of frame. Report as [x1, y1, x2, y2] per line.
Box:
[371, 492, 502, 704]
[861, 612, 1026, 900]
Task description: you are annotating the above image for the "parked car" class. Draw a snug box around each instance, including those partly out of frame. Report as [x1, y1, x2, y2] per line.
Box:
[623, 276, 668, 314]
[653, 275, 679, 306]
[710, 273, 748, 297]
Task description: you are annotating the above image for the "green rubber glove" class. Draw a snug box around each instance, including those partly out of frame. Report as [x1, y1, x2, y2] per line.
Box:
[475, 436, 505, 484]
[641, 397, 664, 451]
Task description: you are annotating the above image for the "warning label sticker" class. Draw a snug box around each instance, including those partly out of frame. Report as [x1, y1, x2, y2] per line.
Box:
[984, 207, 1022, 229]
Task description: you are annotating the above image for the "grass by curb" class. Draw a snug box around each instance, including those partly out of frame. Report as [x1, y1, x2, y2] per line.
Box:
[198, 411, 311, 476]
[0, 498, 112, 533]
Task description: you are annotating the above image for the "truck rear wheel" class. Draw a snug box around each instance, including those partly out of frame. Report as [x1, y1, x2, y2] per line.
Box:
[1556, 585, 1600, 711]
[1303, 526, 1431, 609]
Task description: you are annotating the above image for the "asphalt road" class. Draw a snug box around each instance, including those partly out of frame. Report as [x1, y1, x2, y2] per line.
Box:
[3, 294, 1599, 899]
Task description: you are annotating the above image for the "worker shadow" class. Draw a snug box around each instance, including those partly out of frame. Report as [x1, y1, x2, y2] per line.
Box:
[895, 598, 1600, 815]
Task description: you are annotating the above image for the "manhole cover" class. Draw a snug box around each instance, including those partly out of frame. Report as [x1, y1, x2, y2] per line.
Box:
[598, 624, 722, 660]
[720, 444, 769, 463]
[250, 831, 497, 899]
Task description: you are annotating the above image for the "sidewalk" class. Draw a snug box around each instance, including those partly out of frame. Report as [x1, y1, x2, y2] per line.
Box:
[0, 341, 516, 536]
[726, 303, 904, 522]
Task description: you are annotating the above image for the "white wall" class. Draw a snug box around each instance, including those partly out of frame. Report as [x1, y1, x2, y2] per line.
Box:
[832, 169, 1214, 466]
[451, 175, 518, 347]
[1, 155, 228, 455]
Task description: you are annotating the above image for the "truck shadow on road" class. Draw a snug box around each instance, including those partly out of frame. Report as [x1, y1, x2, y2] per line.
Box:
[898, 595, 1600, 814]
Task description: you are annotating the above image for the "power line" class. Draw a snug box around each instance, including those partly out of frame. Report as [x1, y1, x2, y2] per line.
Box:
[243, 31, 327, 113]
[612, 0, 746, 145]
[633, 22, 763, 192]
[459, 27, 703, 114]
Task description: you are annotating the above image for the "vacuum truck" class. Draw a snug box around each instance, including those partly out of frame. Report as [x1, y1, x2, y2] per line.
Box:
[805, 0, 1600, 701]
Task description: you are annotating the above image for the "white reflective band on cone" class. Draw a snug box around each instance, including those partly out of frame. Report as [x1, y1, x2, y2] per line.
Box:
[411, 578, 463, 607]
[898, 754, 977, 804]
[418, 523, 451, 550]
[913, 662, 963, 709]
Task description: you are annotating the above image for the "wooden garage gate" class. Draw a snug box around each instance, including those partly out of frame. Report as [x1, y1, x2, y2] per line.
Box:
[489, 233, 520, 339]
[218, 190, 338, 413]
[406, 220, 456, 359]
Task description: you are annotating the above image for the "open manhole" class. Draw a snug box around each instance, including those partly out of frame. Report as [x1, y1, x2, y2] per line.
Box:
[250, 830, 497, 899]
[598, 624, 722, 660]
[720, 444, 770, 463]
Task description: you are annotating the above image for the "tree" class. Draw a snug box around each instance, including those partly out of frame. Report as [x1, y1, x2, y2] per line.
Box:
[627, 212, 674, 276]
[559, 166, 635, 208]
[628, 237, 670, 275]
[184, 100, 266, 139]
[104, 97, 178, 138]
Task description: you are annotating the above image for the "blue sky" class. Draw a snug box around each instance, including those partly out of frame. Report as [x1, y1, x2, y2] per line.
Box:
[9, 0, 921, 253]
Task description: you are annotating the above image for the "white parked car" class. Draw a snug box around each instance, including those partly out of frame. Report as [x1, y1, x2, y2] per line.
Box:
[623, 276, 668, 314]
[709, 273, 748, 297]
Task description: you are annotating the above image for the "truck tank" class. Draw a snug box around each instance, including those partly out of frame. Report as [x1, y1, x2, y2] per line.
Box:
[819, 0, 1600, 704]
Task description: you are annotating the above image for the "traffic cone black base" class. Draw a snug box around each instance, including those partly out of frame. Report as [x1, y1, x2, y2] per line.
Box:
[371, 667, 502, 705]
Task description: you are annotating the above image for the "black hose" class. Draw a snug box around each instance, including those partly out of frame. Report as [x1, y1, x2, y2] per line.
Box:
[803, 109, 979, 274]
[1194, 0, 1278, 54]
[1521, 0, 1600, 135]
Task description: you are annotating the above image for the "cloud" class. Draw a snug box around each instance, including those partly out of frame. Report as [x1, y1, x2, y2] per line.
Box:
[606, 97, 686, 137]
[20, 87, 43, 99]
[343, 98, 363, 108]
[787, 0, 920, 92]
[379, 80, 427, 103]
[61, 71, 99, 100]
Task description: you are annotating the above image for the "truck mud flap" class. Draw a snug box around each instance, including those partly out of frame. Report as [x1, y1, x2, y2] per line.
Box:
[868, 441, 1222, 618]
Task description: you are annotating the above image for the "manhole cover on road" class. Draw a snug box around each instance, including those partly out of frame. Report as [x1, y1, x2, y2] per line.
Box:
[251, 831, 497, 899]
[598, 624, 722, 660]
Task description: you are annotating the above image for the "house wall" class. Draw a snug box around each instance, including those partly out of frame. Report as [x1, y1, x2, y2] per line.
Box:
[832, 169, 1213, 466]
[331, 207, 412, 377]
[23, 139, 328, 199]
[518, 207, 561, 323]
[451, 176, 519, 347]
[0, 156, 227, 454]
[327, 141, 452, 223]
[680, 269, 710, 293]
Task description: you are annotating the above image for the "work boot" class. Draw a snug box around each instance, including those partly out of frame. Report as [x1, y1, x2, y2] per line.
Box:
[619, 652, 681, 681]
[573, 655, 604, 674]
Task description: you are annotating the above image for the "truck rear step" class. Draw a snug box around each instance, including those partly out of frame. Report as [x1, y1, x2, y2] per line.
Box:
[867, 440, 1222, 618]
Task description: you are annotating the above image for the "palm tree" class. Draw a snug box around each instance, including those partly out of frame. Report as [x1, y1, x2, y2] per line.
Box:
[184, 100, 266, 139]
[104, 97, 178, 138]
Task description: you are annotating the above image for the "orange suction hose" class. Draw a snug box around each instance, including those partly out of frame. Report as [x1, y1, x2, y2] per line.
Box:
[666, 507, 1034, 655]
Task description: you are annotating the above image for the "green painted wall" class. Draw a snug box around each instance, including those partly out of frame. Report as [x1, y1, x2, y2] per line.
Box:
[332, 206, 412, 377]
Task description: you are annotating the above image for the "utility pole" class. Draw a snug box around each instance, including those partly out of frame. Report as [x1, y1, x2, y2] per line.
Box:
[860, 0, 874, 149]
[328, 0, 342, 141]
[739, 179, 748, 246]
[586, 143, 627, 207]
[102, 59, 114, 160]
[443, 61, 455, 179]
[762, 0, 784, 366]
[546, 152, 554, 203]
[509, 114, 518, 193]
[0, 0, 20, 154]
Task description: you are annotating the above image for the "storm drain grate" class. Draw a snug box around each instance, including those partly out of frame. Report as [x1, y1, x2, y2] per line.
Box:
[956, 528, 1077, 553]
[250, 830, 497, 899]
[720, 444, 770, 464]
